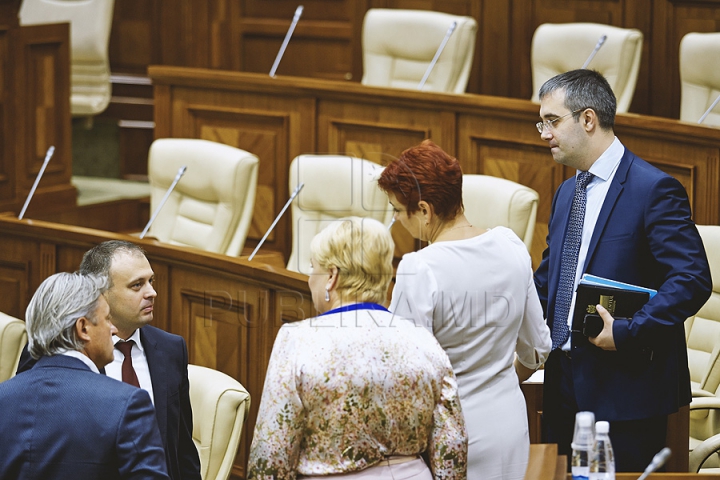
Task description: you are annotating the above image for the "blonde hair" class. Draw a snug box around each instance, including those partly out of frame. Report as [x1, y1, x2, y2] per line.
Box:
[310, 217, 394, 304]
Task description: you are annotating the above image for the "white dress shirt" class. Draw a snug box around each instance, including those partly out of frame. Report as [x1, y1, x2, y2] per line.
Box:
[560, 137, 624, 350]
[60, 350, 100, 373]
[107, 328, 155, 403]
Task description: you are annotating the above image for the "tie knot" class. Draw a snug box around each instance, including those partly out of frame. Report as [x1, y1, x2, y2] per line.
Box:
[116, 340, 135, 357]
[576, 171, 593, 190]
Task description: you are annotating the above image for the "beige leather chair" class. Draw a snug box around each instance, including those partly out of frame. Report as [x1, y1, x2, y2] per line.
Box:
[19, 0, 115, 117]
[680, 32, 720, 127]
[147, 139, 259, 256]
[687, 225, 720, 467]
[462, 174, 539, 251]
[361, 8, 477, 93]
[531, 23, 643, 113]
[0, 312, 27, 383]
[188, 364, 250, 480]
[690, 432, 720, 473]
[286, 155, 393, 274]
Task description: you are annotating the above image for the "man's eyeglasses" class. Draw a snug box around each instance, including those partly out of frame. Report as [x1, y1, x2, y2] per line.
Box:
[535, 108, 586, 133]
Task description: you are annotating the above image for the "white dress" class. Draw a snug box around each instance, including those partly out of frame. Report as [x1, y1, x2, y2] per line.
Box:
[390, 227, 552, 480]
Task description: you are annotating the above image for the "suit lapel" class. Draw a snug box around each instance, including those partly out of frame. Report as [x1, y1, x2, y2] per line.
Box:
[583, 151, 632, 270]
[141, 327, 168, 443]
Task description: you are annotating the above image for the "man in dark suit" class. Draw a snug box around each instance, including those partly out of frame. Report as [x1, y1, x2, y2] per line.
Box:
[0, 272, 169, 479]
[533, 69, 712, 471]
[18, 240, 201, 480]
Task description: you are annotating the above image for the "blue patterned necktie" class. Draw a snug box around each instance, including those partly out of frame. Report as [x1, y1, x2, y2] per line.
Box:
[552, 171, 594, 349]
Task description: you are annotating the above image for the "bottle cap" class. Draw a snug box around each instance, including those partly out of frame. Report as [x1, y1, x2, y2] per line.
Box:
[571, 411, 596, 449]
[596, 421, 609, 434]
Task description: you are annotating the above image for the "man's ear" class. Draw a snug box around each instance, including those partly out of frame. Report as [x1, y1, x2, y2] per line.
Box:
[75, 317, 91, 342]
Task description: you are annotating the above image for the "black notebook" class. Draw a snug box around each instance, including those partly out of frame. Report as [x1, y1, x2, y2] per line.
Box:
[572, 283, 650, 336]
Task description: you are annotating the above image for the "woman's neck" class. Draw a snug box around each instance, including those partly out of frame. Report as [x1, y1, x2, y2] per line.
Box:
[428, 215, 476, 243]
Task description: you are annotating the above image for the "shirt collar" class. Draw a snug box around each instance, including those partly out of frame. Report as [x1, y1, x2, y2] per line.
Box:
[59, 350, 100, 373]
[584, 136, 623, 182]
[113, 328, 144, 354]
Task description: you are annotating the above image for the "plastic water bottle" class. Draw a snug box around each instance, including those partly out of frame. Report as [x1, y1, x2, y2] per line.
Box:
[590, 421, 615, 480]
[571, 411, 596, 480]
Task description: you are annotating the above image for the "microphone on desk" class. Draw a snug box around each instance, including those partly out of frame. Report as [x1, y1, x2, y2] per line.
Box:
[636, 447, 672, 480]
[269, 5, 304, 78]
[140, 165, 187, 239]
[698, 93, 720, 124]
[418, 20, 458, 90]
[581, 34, 607, 69]
[18, 146, 55, 220]
[248, 182, 304, 261]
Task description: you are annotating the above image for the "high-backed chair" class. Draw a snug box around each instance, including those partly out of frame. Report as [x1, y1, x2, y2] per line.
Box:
[188, 365, 251, 480]
[462, 174, 539, 251]
[687, 225, 720, 467]
[680, 32, 720, 127]
[19, 0, 115, 117]
[147, 139, 259, 256]
[286, 155, 393, 274]
[361, 8, 478, 93]
[530, 23, 643, 113]
[0, 312, 27, 383]
[690, 432, 720, 473]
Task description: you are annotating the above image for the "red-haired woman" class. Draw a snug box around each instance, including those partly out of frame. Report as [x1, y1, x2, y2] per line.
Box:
[378, 140, 551, 480]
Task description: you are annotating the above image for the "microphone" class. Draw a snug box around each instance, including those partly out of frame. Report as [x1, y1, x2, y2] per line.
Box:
[581, 34, 607, 69]
[18, 146, 55, 220]
[636, 447, 672, 480]
[140, 165, 187, 239]
[269, 5, 304, 77]
[418, 20, 458, 90]
[698, 93, 720, 124]
[248, 182, 304, 261]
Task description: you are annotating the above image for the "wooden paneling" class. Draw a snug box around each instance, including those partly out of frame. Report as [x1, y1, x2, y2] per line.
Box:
[150, 67, 720, 270]
[110, 0, 720, 120]
[0, 21, 74, 216]
[0, 214, 314, 479]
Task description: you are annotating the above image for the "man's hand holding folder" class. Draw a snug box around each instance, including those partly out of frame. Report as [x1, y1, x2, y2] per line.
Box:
[573, 274, 658, 351]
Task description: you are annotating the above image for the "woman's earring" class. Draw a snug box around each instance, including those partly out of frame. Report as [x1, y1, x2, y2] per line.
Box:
[325, 288, 330, 302]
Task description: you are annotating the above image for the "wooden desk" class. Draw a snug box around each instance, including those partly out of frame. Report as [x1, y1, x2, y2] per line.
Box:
[527, 444, 720, 480]
[0, 214, 313, 479]
[149, 67, 720, 268]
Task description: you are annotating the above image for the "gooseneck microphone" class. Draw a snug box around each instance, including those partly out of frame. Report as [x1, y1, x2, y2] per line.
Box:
[140, 165, 187, 239]
[637, 447, 672, 480]
[698, 94, 720, 124]
[582, 34, 608, 69]
[269, 5, 304, 77]
[248, 182, 304, 261]
[18, 146, 55, 220]
[418, 20, 458, 90]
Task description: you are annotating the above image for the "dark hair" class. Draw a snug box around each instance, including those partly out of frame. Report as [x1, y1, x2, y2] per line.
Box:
[538, 69, 616, 130]
[377, 140, 463, 221]
[79, 240, 147, 281]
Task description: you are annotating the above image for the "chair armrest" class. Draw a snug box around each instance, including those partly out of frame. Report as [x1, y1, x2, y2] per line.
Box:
[690, 432, 720, 472]
[690, 397, 720, 411]
[693, 388, 716, 398]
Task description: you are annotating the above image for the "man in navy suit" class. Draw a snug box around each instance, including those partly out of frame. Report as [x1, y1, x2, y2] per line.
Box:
[18, 241, 201, 480]
[0, 272, 169, 479]
[534, 69, 712, 471]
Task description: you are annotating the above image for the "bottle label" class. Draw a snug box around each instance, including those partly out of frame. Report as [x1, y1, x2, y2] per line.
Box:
[572, 475, 589, 480]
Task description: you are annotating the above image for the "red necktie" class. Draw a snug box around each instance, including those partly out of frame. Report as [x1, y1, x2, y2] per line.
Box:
[116, 340, 140, 388]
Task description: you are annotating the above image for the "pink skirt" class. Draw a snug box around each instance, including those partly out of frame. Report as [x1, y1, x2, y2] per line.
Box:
[298, 457, 432, 480]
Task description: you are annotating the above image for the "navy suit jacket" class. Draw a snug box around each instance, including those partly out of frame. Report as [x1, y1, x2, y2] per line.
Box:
[535, 148, 712, 421]
[17, 326, 200, 480]
[0, 355, 169, 480]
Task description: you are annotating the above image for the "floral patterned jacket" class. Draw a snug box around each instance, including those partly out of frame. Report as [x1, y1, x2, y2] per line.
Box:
[247, 307, 467, 479]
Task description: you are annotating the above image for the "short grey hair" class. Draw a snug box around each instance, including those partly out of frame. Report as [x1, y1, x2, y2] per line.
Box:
[26, 272, 110, 359]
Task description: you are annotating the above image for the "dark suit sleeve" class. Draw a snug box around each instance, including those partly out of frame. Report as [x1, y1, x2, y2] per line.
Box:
[178, 338, 202, 480]
[117, 388, 170, 480]
[612, 175, 712, 350]
[535, 185, 562, 317]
